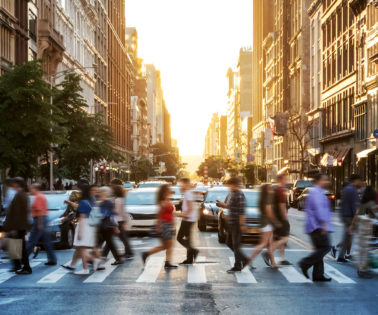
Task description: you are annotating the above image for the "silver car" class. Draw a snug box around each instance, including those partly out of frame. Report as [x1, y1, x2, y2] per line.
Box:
[125, 188, 159, 232]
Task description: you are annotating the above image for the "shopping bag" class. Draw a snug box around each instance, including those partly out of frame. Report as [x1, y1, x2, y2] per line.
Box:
[7, 238, 23, 260]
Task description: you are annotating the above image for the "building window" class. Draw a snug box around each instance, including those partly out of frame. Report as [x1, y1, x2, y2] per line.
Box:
[28, 10, 37, 41]
[354, 103, 367, 140]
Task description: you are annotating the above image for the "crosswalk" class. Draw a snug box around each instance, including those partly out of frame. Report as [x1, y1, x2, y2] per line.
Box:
[0, 256, 358, 286]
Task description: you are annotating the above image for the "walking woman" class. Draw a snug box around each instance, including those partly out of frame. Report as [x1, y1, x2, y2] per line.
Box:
[142, 184, 177, 269]
[4, 178, 31, 274]
[97, 186, 122, 265]
[63, 185, 100, 274]
[247, 184, 278, 269]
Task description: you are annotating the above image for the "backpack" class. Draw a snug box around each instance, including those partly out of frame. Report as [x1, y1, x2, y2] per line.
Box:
[87, 201, 103, 227]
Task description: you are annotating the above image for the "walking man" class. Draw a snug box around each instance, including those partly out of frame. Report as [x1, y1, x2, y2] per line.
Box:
[177, 178, 199, 265]
[299, 173, 332, 282]
[26, 184, 57, 266]
[270, 174, 291, 265]
[334, 174, 362, 262]
[216, 177, 248, 273]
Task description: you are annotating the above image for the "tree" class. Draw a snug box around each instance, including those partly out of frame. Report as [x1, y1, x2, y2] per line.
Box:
[150, 142, 182, 176]
[130, 159, 153, 182]
[51, 73, 123, 180]
[196, 156, 227, 179]
[0, 61, 61, 178]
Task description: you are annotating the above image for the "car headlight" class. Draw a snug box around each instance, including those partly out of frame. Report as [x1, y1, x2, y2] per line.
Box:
[48, 218, 63, 227]
[203, 209, 209, 215]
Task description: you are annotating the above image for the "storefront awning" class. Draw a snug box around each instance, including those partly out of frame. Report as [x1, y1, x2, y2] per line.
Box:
[307, 148, 320, 156]
[320, 148, 351, 167]
[356, 147, 377, 160]
[277, 166, 289, 175]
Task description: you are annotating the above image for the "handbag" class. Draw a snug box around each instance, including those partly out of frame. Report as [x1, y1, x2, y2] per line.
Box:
[101, 216, 118, 230]
[7, 238, 23, 260]
[88, 203, 104, 227]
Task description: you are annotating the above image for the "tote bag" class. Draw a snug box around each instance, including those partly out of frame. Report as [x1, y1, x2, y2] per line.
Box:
[8, 238, 23, 260]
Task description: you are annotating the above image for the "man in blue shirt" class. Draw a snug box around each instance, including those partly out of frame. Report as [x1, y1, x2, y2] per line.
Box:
[298, 173, 333, 282]
[335, 174, 362, 262]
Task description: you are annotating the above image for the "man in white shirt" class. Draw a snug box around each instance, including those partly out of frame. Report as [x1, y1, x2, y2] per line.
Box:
[177, 178, 199, 265]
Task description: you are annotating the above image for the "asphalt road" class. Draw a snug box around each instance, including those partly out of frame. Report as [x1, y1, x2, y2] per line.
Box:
[0, 208, 376, 315]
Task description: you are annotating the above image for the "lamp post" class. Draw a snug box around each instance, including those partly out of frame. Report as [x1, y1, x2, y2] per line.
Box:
[47, 64, 97, 191]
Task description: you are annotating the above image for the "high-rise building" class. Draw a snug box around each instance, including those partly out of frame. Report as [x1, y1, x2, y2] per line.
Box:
[204, 113, 220, 157]
[219, 115, 228, 158]
[238, 47, 253, 117]
[226, 68, 240, 160]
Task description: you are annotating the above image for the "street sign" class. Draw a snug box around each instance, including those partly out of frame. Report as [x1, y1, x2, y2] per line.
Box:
[374, 129, 378, 138]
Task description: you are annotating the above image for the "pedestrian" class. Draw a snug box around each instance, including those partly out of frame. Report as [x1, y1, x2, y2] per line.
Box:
[216, 176, 249, 273]
[332, 174, 362, 262]
[177, 178, 199, 265]
[62, 184, 101, 274]
[270, 174, 291, 265]
[97, 186, 123, 265]
[357, 186, 377, 219]
[2, 178, 17, 214]
[298, 173, 332, 282]
[3, 178, 32, 274]
[141, 184, 178, 269]
[103, 184, 133, 260]
[248, 184, 279, 269]
[26, 183, 57, 266]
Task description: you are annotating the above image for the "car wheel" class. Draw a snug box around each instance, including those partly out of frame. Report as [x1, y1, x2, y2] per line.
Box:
[198, 216, 206, 232]
[217, 221, 226, 244]
[65, 227, 74, 249]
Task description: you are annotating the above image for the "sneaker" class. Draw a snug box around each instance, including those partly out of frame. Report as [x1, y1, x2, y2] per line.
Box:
[124, 255, 134, 261]
[93, 258, 101, 271]
[179, 259, 193, 265]
[164, 262, 178, 269]
[141, 252, 149, 265]
[74, 269, 90, 275]
[227, 266, 242, 273]
[61, 264, 75, 271]
[97, 263, 105, 271]
[345, 254, 353, 260]
[279, 260, 292, 266]
[111, 259, 123, 266]
[15, 268, 32, 275]
[45, 261, 57, 266]
[33, 247, 40, 259]
[337, 257, 350, 263]
[331, 246, 337, 259]
[262, 251, 271, 267]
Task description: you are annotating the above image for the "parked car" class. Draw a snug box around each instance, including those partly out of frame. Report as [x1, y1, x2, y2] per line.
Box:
[170, 186, 183, 210]
[123, 182, 135, 190]
[297, 187, 336, 211]
[289, 179, 314, 207]
[125, 187, 160, 232]
[217, 189, 260, 243]
[197, 187, 230, 231]
[137, 181, 166, 188]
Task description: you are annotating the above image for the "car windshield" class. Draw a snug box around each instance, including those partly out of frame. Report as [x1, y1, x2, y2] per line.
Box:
[205, 190, 229, 203]
[123, 183, 133, 188]
[138, 182, 163, 188]
[296, 180, 313, 188]
[29, 194, 67, 211]
[243, 191, 259, 207]
[126, 191, 156, 205]
[171, 187, 181, 195]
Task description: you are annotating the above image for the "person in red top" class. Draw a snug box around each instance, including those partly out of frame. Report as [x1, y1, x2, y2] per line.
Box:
[26, 184, 57, 266]
[142, 184, 178, 269]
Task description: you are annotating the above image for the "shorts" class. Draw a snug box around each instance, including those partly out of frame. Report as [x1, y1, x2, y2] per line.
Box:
[274, 220, 290, 237]
[260, 224, 273, 233]
[161, 221, 175, 239]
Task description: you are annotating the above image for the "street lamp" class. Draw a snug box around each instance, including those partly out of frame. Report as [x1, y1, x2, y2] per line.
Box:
[47, 64, 97, 191]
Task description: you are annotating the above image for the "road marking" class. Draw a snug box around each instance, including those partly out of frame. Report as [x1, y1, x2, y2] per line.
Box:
[229, 257, 257, 283]
[278, 266, 312, 283]
[0, 261, 41, 284]
[136, 256, 165, 283]
[84, 260, 118, 283]
[0, 258, 46, 263]
[188, 256, 207, 283]
[324, 264, 356, 284]
[0, 297, 24, 305]
[38, 260, 74, 284]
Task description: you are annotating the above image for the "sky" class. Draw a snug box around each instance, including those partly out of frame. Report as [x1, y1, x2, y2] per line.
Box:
[125, 0, 252, 156]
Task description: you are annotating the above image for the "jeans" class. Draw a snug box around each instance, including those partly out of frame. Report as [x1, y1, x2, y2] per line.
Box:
[26, 217, 56, 263]
[177, 220, 196, 261]
[300, 229, 331, 279]
[227, 223, 247, 268]
[103, 221, 133, 257]
[12, 230, 30, 271]
[99, 227, 120, 260]
[338, 216, 353, 259]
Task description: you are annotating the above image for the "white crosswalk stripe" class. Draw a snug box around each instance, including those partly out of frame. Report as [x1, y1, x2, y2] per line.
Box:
[38, 260, 73, 284]
[136, 256, 165, 283]
[324, 263, 356, 284]
[278, 266, 312, 283]
[84, 260, 118, 283]
[188, 256, 207, 283]
[0, 261, 41, 284]
[229, 257, 257, 283]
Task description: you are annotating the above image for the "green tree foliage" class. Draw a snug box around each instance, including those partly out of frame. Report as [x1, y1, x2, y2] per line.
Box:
[0, 61, 58, 178]
[130, 159, 153, 182]
[151, 142, 182, 176]
[196, 156, 228, 179]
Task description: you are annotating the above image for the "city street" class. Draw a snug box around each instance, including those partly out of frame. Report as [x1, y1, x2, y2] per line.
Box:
[0, 209, 376, 315]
